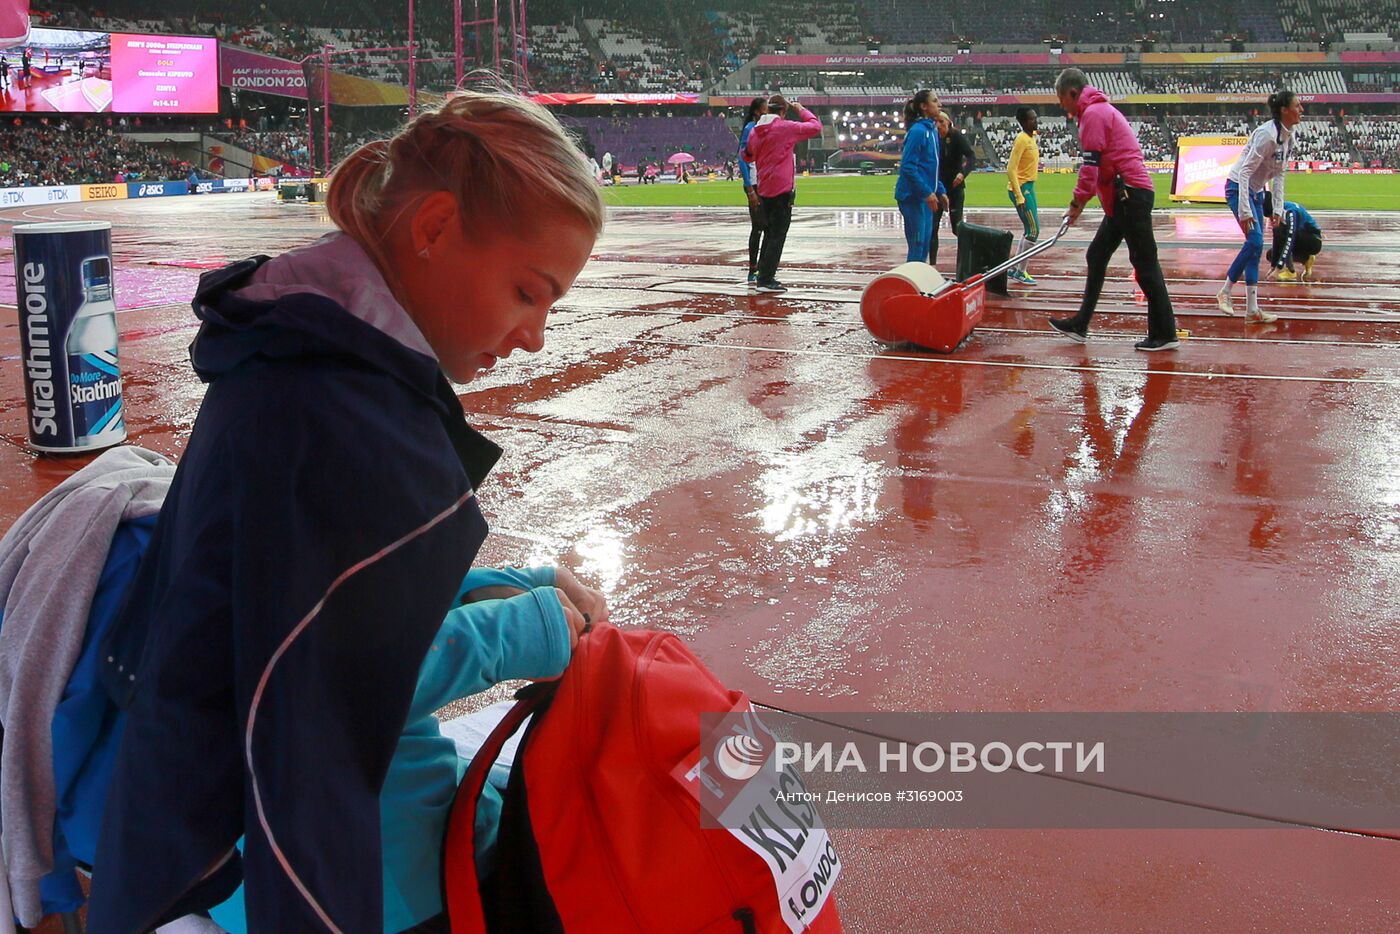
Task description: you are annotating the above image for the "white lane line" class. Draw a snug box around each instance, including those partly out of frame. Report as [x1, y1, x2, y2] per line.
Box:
[572, 279, 1400, 317]
[556, 305, 1400, 350]
[610, 335, 1400, 385]
[580, 264, 1400, 305]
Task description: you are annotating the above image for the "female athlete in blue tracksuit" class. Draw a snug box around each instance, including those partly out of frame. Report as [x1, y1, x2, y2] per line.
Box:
[1218, 89, 1303, 323]
[894, 90, 948, 264]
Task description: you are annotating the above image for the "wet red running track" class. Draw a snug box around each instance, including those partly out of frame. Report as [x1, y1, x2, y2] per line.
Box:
[3, 195, 1398, 930]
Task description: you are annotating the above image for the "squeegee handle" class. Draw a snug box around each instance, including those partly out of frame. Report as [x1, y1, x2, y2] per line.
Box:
[979, 214, 1073, 282]
[918, 281, 957, 298]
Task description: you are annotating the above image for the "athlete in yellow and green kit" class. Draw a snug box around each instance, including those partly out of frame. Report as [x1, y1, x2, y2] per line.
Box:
[1007, 106, 1040, 285]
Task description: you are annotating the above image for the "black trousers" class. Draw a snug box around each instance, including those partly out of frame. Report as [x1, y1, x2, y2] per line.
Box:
[757, 190, 795, 283]
[747, 197, 768, 273]
[1068, 186, 1177, 341]
[929, 183, 965, 264]
[1292, 229, 1322, 260]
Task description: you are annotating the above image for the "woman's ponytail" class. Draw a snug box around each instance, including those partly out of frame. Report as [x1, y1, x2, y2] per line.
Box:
[1268, 90, 1296, 127]
[904, 89, 933, 129]
[326, 139, 392, 262]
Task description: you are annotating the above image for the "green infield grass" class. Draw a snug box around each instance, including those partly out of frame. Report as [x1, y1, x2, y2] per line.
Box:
[603, 171, 1400, 212]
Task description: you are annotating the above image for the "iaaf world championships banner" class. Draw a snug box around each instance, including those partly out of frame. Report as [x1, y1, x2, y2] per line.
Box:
[219, 45, 307, 100]
[754, 53, 1123, 68]
[220, 45, 417, 107]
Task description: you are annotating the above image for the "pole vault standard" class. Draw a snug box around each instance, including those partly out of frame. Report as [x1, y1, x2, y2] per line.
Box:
[404, 0, 532, 112]
[300, 2, 530, 173]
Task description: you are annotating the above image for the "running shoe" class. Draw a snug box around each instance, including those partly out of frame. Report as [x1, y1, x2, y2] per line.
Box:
[1277, 269, 1298, 281]
[1135, 336, 1180, 352]
[1008, 269, 1036, 285]
[1048, 317, 1087, 343]
[756, 280, 788, 293]
[1215, 287, 1236, 315]
[1247, 309, 1278, 324]
[746, 271, 757, 288]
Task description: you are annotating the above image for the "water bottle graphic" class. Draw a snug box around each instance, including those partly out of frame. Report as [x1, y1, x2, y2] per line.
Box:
[66, 255, 126, 446]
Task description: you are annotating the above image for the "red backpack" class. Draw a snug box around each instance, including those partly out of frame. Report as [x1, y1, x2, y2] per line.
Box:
[444, 624, 843, 933]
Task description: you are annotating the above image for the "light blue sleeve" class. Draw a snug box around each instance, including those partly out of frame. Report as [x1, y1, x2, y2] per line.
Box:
[407, 588, 571, 722]
[454, 565, 556, 603]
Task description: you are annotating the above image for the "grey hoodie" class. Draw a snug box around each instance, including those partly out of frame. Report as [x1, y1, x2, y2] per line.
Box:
[0, 445, 174, 925]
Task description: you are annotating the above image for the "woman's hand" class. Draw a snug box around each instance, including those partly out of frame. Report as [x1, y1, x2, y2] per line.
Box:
[553, 565, 609, 629]
[553, 588, 589, 649]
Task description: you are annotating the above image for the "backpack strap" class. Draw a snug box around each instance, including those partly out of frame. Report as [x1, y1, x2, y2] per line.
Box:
[443, 683, 555, 931]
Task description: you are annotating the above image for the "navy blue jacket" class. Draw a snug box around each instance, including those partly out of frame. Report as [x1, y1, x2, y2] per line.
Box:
[89, 258, 500, 933]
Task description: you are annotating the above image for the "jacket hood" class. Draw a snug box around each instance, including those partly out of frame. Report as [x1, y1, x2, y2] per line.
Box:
[188, 252, 445, 405]
[1076, 85, 1108, 116]
[755, 113, 781, 127]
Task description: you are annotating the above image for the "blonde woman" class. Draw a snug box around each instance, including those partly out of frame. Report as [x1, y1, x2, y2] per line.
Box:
[91, 88, 602, 932]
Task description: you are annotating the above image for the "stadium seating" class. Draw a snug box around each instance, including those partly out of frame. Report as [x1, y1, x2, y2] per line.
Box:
[981, 116, 1078, 166]
[1312, 0, 1400, 39]
[1088, 71, 1143, 97]
[528, 24, 602, 91]
[561, 113, 740, 169]
[1292, 116, 1354, 162]
[1167, 115, 1255, 138]
[1345, 115, 1400, 167]
[1235, 0, 1292, 42]
[1137, 70, 1349, 95]
[586, 18, 705, 92]
[1131, 119, 1174, 162]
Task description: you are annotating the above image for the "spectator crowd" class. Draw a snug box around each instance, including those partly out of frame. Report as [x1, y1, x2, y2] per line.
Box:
[0, 118, 190, 187]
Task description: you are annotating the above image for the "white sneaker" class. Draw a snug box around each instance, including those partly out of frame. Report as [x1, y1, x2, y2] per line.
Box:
[1216, 288, 1236, 316]
[1247, 309, 1278, 324]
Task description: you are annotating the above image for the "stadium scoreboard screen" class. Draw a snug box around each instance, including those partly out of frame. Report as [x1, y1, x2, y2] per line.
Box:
[110, 33, 219, 113]
[2, 27, 219, 114]
[1171, 136, 1248, 203]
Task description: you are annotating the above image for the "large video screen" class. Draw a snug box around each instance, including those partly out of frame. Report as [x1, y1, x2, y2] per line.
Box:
[1, 27, 218, 114]
[1170, 136, 1248, 203]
